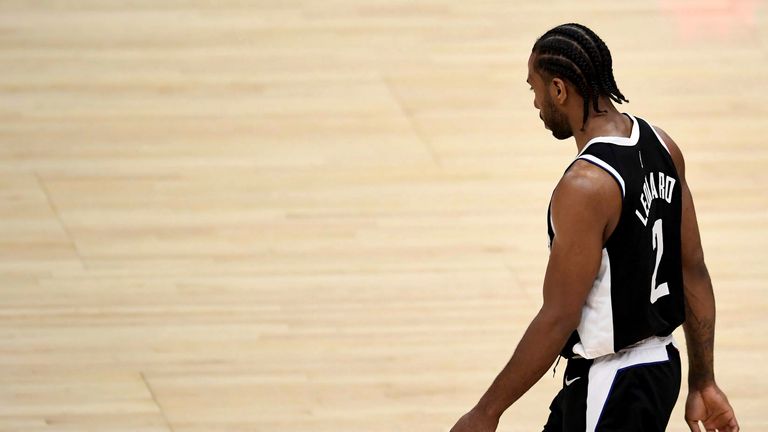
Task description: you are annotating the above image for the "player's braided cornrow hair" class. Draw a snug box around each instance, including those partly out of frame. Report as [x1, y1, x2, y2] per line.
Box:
[532, 23, 629, 130]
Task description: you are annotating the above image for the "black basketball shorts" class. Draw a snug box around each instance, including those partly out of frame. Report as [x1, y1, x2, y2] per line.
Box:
[543, 336, 681, 432]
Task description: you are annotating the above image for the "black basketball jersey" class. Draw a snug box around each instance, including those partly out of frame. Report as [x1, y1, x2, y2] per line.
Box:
[547, 114, 685, 359]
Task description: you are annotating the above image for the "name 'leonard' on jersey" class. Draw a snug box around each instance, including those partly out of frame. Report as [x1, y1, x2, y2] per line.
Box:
[546, 114, 686, 360]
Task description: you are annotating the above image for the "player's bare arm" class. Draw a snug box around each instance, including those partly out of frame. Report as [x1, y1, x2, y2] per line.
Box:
[450, 162, 621, 432]
[654, 127, 739, 432]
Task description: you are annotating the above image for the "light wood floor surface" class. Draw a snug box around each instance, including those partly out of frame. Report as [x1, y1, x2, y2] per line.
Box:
[0, 1, 766, 431]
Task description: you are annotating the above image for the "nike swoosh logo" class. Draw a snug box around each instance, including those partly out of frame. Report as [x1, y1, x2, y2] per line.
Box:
[565, 376, 581, 386]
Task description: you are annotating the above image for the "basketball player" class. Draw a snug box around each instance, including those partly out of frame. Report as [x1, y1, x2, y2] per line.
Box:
[450, 24, 739, 432]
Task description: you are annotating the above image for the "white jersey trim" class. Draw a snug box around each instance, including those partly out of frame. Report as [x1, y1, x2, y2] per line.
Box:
[549, 207, 556, 238]
[578, 113, 639, 157]
[572, 248, 615, 359]
[577, 154, 626, 198]
[586, 335, 676, 431]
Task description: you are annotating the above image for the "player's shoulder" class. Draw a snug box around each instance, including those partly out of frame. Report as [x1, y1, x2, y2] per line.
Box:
[554, 158, 620, 204]
[550, 159, 622, 234]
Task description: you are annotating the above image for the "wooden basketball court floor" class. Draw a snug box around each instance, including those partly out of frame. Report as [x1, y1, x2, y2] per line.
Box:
[0, 1, 765, 431]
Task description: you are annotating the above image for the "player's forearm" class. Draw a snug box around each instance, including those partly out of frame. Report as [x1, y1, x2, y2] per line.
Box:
[682, 262, 716, 389]
[474, 308, 575, 418]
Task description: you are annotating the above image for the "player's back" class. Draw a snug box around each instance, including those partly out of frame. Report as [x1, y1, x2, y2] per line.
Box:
[547, 113, 685, 359]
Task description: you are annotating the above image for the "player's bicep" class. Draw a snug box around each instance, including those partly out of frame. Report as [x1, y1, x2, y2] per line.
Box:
[541, 164, 616, 326]
[542, 231, 602, 328]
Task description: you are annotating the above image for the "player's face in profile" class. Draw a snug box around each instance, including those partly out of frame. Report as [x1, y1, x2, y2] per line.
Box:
[541, 90, 572, 140]
[527, 53, 573, 140]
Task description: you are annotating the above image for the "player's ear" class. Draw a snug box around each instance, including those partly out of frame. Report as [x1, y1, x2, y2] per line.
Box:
[550, 78, 567, 105]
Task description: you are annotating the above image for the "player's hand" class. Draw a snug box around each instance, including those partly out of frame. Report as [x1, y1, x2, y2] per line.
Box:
[685, 383, 739, 432]
[449, 406, 499, 432]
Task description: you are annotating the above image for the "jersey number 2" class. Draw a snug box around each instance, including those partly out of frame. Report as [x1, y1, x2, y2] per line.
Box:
[650, 218, 670, 304]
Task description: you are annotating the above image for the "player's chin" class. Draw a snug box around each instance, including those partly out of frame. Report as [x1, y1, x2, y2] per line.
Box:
[552, 130, 573, 140]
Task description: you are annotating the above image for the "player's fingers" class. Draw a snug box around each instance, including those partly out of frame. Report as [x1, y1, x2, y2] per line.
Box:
[711, 417, 740, 432]
[685, 418, 700, 432]
[704, 410, 734, 431]
[723, 416, 739, 432]
[697, 419, 716, 432]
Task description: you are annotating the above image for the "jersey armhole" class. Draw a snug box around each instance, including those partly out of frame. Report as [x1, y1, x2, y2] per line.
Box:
[577, 154, 626, 198]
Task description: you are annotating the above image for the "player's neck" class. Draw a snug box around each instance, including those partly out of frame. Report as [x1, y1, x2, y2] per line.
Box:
[572, 99, 631, 154]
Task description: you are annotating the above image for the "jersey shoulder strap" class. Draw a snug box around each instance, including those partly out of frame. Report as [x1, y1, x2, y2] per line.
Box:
[573, 143, 628, 199]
